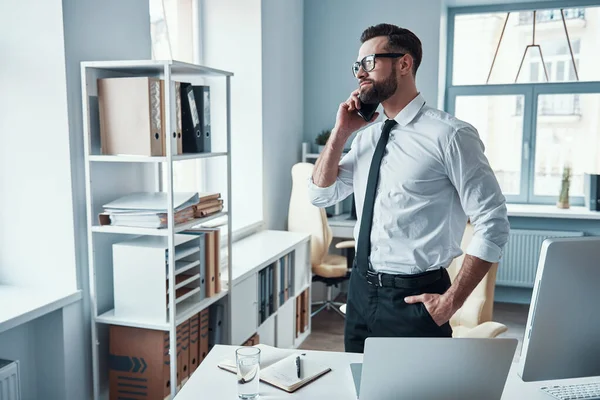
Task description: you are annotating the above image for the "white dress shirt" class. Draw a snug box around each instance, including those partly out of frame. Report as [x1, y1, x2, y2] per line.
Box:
[308, 93, 509, 275]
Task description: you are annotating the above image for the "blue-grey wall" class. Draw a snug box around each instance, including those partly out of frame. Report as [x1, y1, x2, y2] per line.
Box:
[262, 0, 304, 230]
[303, 0, 445, 146]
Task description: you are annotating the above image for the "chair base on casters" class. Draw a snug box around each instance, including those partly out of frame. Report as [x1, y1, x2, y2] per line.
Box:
[311, 274, 349, 318]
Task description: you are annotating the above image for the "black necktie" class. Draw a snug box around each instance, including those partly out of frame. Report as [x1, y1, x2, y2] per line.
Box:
[356, 119, 398, 273]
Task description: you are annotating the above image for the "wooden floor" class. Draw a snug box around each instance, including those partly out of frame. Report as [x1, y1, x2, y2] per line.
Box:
[300, 301, 530, 362]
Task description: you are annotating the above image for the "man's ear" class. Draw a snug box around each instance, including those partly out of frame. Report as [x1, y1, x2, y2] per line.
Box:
[398, 54, 414, 76]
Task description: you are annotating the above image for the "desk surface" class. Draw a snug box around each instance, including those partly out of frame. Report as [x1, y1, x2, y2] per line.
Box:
[0, 285, 81, 334]
[175, 345, 600, 400]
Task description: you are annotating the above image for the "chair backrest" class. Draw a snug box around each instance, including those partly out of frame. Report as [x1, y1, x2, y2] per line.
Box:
[447, 222, 498, 327]
[288, 163, 332, 267]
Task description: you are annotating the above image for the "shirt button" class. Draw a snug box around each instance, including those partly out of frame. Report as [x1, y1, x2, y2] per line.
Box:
[382, 160, 387, 165]
[374, 246, 379, 251]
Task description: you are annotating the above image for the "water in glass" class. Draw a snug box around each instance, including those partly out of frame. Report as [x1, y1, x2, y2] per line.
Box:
[236, 347, 260, 399]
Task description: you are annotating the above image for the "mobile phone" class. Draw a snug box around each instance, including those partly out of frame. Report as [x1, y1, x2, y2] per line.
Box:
[357, 99, 379, 122]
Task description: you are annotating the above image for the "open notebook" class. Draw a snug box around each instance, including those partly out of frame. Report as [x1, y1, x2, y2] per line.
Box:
[217, 344, 332, 393]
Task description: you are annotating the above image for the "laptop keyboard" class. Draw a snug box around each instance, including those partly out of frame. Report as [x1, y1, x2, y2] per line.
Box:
[540, 382, 600, 400]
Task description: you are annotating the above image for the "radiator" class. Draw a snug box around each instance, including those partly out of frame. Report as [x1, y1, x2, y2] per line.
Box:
[496, 229, 584, 288]
[0, 359, 20, 400]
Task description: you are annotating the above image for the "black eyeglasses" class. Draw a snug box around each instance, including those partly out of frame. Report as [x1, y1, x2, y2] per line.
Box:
[352, 53, 405, 77]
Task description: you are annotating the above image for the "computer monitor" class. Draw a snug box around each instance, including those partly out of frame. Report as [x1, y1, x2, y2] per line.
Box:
[518, 236, 600, 382]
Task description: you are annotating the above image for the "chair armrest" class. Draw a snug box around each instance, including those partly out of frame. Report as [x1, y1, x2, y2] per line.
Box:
[456, 321, 508, 339]
[335, 240, 356, 249]
[450, 296, 486, 329]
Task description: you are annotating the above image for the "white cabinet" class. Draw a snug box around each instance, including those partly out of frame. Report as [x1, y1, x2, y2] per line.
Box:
[294, 240, 310, 295]
[231, 274, 258, 345]
[276, 299, 295, 349]
[257, 315, 276, 347]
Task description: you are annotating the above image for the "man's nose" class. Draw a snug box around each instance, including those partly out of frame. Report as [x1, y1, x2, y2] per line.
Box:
[356, 66, 367, 80]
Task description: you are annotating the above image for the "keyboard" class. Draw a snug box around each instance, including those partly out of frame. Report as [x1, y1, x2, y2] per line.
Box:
[540, 382, 600, 400]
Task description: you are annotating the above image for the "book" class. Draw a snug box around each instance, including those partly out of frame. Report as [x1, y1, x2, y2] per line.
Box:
[98, 192, 199, 228]
[217, 344, 331, 393]
[103, 192, 200, 212]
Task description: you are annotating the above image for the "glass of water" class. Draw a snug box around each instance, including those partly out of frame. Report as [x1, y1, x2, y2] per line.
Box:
[236, 347, 261, 399]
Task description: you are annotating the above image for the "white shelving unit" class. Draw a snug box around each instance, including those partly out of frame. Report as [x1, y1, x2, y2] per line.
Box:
[80, 59, 233, 400]
[228, 230, 312, 349]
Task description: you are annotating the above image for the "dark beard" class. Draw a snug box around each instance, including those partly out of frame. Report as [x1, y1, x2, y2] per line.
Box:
[359, 68, 398, 104]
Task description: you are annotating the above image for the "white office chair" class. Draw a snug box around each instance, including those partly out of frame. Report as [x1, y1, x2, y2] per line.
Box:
[287, 162, 355, 318]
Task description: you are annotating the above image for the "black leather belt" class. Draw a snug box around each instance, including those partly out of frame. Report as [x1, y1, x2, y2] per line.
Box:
[365, 268, 444, 289]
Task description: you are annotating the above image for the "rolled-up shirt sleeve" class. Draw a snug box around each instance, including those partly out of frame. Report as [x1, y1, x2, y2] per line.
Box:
[444, 125, 510, 263]
[307, 146, 355, 208]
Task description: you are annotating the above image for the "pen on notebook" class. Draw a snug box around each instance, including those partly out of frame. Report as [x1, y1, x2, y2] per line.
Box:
[296, 355, 301, 379]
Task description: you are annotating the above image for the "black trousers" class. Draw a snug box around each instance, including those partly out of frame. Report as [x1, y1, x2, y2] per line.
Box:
[344, 263, 453, 353]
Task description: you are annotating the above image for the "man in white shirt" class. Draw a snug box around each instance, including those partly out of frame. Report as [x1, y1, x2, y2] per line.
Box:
[308, 23, 509, 353]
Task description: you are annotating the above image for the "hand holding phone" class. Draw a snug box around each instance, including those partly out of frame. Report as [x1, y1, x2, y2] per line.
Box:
[357, 99, 379, 122]
[333, 90, 380, 142]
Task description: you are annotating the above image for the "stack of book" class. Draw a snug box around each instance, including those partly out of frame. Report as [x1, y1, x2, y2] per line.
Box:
[98, 192, 199, 229]
[193, 192, 223, 218]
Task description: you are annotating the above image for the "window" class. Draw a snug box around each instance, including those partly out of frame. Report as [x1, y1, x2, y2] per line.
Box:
[447, 3, 600, 205]
[149, 0, 194, 62]
[149, 0, 264, 235]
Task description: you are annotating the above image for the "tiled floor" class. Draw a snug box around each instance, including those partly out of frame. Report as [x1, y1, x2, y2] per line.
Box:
[300, 301, 530, 362]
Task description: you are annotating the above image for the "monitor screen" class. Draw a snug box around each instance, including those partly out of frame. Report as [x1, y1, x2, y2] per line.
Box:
[518, 236, 600, 382]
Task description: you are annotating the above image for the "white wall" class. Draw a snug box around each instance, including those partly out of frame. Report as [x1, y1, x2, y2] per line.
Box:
[201, 0, 264, 232]
[303, 0, 445, 144]
[0, 0, 76, 291]
[61, 1, 151, 398]
[0, 0, 151, 398]
[261, 0, 304, 230]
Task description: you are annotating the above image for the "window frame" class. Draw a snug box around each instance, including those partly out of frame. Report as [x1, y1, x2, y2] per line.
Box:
[446, 0, 600, 206]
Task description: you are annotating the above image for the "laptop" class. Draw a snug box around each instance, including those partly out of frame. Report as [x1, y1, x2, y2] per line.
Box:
[351, 337, 517, 400]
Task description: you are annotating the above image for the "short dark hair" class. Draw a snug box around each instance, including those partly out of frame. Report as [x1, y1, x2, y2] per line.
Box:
[360, 24, 422, 76]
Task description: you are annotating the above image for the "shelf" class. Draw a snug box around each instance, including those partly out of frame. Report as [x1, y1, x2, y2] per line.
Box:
[95, 288, 228, 331]
[174, 288, 228, 326]
[231, 230, 310, 283]
[174, 260, 200, 275]
[81, 59, 233, 77]
[172, 273, 201, 290]
[296, 282, 311, 294]
[0, 286, 82, 335]
[169, 287, 201, 307]
[91, 212, 228, 236]
[294, 329, 311, 349]
[88, 152, 228, 163]
[174, 247, 200, 262]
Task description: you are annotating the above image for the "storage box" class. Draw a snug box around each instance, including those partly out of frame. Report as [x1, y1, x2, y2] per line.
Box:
[112, 234, 203, 323]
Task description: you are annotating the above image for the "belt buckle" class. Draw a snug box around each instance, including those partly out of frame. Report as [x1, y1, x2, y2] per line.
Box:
[366, 270, 383, 287]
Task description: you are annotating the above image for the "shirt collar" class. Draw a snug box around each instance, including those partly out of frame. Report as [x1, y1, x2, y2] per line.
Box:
[390, 93, 426, 127]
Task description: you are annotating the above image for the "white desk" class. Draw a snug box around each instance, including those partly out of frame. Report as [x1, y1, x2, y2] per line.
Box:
[175, 345, 600, 399]
[328, 214, 356, 239]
